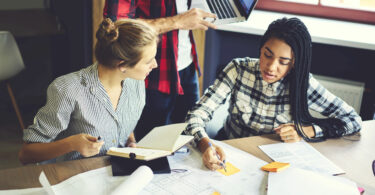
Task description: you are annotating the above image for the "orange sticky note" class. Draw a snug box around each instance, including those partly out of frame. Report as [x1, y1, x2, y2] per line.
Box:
[261, 162, 290, 172]
[217, 162, 240, 176]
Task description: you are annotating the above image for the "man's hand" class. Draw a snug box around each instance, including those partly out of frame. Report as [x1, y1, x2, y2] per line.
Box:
[174, 8, 217, 30]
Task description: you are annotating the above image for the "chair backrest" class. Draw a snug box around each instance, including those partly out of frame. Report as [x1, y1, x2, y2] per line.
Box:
[310, 74, 365, 118]
[0, 31, 25, 81]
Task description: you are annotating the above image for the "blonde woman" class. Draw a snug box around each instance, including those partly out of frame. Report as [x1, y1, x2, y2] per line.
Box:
[19, 18, 158, 164]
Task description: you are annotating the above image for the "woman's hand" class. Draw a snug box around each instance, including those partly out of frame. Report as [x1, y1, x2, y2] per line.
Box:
[126, 133, 137, 147]
[275, 124, 315, 142]
[275, 123, 302, 143]
[126, 142, 137, 148]
[68, 134, 104, 157]
[199, 138, 226, 170]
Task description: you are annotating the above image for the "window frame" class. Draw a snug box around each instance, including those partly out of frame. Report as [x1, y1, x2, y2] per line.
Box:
[255, 0, 375, 25]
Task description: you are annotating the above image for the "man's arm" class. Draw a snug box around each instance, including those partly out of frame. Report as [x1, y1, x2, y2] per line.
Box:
[139, 8, 217, 34]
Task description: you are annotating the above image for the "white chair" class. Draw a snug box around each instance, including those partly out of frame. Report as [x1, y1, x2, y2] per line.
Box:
[0, 31, 25, 130]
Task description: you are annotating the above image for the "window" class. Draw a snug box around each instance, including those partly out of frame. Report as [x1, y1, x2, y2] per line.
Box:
[255, 0, 375, 25]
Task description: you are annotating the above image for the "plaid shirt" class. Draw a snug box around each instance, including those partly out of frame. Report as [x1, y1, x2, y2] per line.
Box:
[185, 57, 362, 143]
[104, 0, 199, 95]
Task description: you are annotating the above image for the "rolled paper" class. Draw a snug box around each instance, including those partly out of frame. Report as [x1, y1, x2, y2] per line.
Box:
[111, 165, 153, 195]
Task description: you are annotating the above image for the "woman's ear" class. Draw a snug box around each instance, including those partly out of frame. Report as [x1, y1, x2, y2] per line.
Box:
[119, 66, 127, 73]
[117, 60, 128, 73]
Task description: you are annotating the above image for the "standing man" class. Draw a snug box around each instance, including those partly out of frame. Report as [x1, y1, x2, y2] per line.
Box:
[104, 0, 217, 140]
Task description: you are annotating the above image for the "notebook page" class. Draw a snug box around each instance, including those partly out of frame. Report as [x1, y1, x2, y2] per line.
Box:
[137, 123, 188, 151]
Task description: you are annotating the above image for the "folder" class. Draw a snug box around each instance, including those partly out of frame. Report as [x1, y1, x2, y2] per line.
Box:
[110, 156, 171, 176]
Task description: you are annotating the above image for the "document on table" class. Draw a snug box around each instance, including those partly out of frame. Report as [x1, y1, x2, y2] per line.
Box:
[259, 141, 344, 175]
[140, 141, 268, 195]
[268, 167, 359, 195]
[0, 141, 268, 195]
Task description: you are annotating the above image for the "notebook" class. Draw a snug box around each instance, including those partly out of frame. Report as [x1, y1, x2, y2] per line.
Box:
[191, 0, 258, 25]
[107, 123, 193, 161]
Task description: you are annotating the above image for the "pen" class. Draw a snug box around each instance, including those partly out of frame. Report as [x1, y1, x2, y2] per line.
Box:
[208, 142, 227, 172]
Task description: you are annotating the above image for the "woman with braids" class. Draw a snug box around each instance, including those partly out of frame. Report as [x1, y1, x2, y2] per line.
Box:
[184, 17, 362, 170]
[18, 18, 158, 164]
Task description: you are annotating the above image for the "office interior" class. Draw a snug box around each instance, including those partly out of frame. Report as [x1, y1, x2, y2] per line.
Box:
[0, 0, 374, 170]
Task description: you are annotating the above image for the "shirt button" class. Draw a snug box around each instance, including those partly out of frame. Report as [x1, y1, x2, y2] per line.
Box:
[90, 87, 95, 93]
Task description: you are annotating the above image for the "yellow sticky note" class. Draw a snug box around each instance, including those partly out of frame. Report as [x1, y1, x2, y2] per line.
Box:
[211, 192, 221, 195]
[261, 161, 290, 172]
[217, 162, 240, 176]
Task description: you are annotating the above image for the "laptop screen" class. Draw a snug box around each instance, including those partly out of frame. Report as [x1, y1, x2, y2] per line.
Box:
[237, 0, 257, 18]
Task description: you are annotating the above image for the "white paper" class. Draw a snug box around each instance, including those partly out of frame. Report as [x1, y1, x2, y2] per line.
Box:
[111, 166, 153, 195]
[0, 141, 268, 195]
[140, 141, 268, 195]
[137, 123, 190, 151]
[39, 171, 55, 195]
[259, 141, 344, 175]
[268, 167, 359, 195]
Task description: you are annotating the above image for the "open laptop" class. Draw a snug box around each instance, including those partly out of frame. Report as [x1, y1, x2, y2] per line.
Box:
[191, 0, 258, 25]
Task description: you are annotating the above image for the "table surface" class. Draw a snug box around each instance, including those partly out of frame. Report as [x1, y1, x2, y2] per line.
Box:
[1, 120, 374, 193]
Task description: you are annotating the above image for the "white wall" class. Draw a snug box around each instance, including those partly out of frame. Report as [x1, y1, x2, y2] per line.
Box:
[0, 0, 45, 10]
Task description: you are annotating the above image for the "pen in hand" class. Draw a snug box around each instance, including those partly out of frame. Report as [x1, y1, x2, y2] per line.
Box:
[208, 142, 227, 172]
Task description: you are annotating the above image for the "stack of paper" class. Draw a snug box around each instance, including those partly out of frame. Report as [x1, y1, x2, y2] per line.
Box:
[268, 167, 359, 195]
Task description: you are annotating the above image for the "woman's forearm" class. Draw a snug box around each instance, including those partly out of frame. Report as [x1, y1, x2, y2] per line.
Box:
[18, 137, 74, 164]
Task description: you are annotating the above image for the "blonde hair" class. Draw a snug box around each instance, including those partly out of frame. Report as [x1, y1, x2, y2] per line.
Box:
[95, 18, 157, 68]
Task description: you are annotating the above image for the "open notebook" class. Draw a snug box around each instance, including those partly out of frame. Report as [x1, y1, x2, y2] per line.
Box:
[107, 123, 193, 161]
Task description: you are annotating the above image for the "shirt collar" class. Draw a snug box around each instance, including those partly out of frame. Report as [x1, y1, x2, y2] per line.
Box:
[80, 62, 101, 88]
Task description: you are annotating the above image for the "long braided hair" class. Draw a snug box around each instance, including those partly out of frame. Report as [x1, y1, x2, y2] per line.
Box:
[260, 18, 346, 141]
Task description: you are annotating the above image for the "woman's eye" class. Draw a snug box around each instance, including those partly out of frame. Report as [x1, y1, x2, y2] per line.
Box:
[280, 61, 290, 65]
[264, 53, 271, 58]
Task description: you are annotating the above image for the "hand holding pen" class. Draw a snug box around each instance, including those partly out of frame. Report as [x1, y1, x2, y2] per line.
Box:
[199, 138, 226, 171]
[208, 142, 227, 172]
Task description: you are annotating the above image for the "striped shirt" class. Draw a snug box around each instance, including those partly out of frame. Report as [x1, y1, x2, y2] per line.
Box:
[23, 63, 145, 161]
[185, 57, 362, 143]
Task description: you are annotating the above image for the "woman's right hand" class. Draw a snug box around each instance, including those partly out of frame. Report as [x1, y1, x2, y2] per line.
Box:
[68, 134, 104, 157]
[199, 138, 226, 170]
[202, 144, 226, 170]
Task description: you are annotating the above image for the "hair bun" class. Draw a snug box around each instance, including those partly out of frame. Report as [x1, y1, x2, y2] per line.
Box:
[97, 18, 119, 43]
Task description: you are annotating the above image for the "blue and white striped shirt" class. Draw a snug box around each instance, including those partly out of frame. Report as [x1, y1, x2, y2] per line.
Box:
[23, 63, 145, 161]
[185, 58, 362, 143]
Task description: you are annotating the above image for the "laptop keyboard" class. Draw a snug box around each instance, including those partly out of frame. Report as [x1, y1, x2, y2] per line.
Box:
[207, 0, 237, 19]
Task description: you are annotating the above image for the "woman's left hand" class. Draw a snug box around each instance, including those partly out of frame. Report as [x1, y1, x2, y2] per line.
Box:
[126, 142, 137, 148]
[274, 123, 302, 143]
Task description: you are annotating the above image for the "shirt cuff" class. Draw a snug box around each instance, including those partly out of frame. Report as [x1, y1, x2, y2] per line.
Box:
[313, 125, 324, 138]
[191, 128, 209, 147]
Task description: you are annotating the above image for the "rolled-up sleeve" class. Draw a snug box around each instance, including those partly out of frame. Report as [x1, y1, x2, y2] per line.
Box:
[307, 75, 362, 137]
[23, 80, 74, 143]
[185, 60, 240, 144]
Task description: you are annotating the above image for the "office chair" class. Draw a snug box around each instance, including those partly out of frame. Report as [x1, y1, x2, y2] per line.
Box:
[0, 31, 25, 130]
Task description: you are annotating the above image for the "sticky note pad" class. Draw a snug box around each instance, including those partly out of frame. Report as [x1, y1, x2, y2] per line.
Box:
[261, 161, 290, 172]
[217, 162, 240, 176]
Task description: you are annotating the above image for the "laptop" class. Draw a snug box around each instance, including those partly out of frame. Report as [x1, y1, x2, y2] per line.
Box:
[191, 0, 258, 25]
